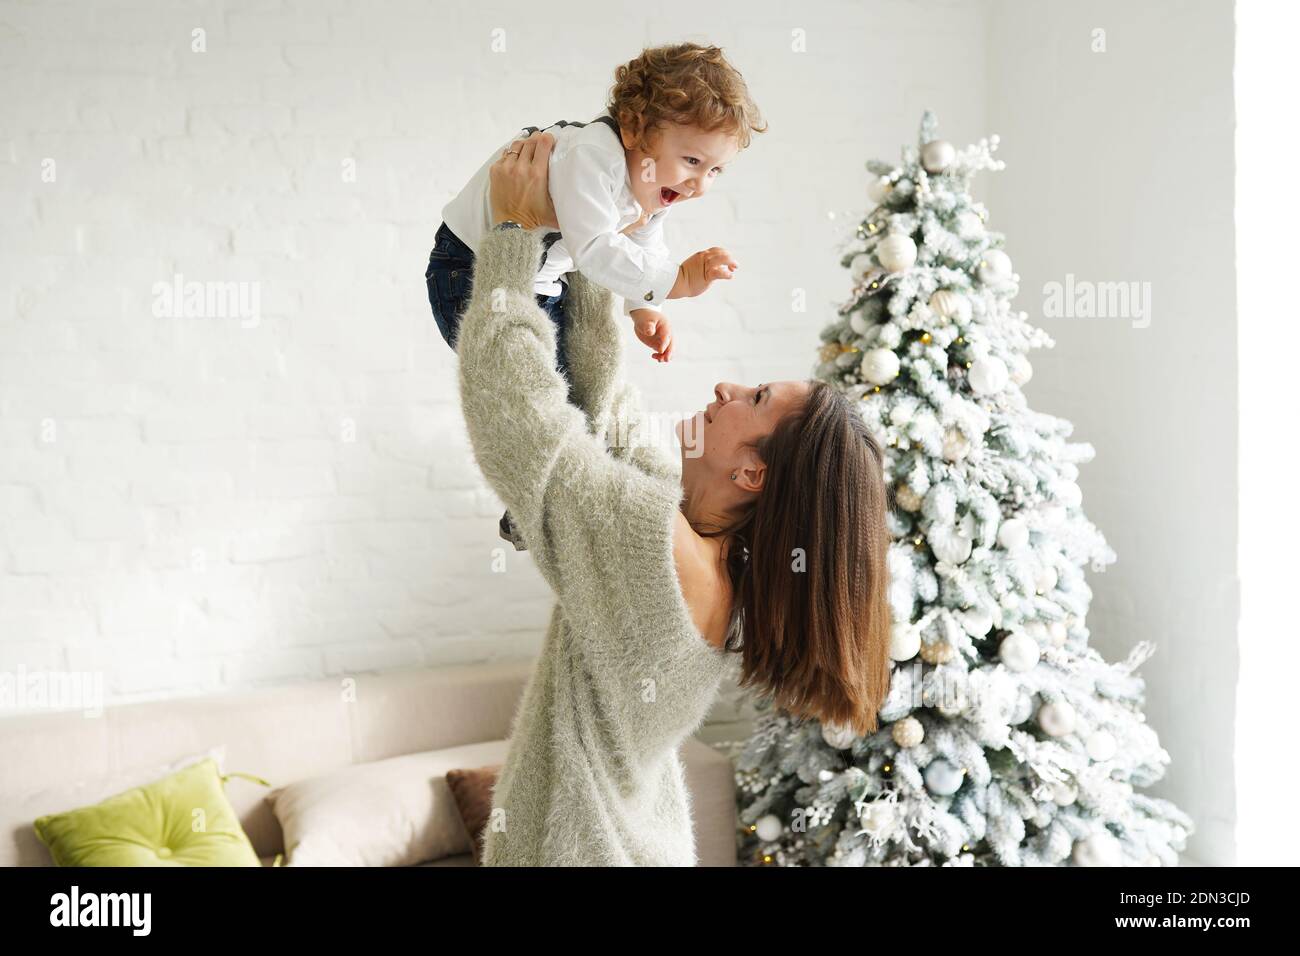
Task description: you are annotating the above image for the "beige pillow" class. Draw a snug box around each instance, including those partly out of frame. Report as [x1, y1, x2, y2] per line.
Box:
[268, 739, 509, 867]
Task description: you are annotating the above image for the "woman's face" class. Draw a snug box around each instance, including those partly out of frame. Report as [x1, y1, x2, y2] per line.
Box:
[677, 380, 812, 483]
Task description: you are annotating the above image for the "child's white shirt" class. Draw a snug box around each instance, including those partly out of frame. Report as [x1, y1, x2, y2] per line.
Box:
[441, 113, 679, 317]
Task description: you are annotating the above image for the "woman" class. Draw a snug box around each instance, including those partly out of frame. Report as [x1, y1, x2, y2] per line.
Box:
[453, 131, 892, 866]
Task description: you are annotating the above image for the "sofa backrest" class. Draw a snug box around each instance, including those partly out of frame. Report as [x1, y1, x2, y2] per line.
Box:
[0, 659, 535, 866]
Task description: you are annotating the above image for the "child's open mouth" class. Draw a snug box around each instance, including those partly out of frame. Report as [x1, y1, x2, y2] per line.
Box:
[660, 187, 680, 206]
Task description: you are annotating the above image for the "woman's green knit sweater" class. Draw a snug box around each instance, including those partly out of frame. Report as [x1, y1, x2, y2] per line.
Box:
[456, 226, 733, 866]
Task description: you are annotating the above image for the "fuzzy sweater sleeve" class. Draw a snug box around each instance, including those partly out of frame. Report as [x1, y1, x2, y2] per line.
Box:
[455, 228, 669, 519]
[560, 267, 684, 484]
[456, 228, 724, 728]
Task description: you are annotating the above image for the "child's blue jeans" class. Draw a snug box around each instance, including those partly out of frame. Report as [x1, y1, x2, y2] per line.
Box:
[425, 222, 574, 400]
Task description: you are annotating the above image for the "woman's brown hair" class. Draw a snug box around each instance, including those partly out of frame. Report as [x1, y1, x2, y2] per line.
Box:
[702, 380, 893, 737]
[607, 42, 767, 150]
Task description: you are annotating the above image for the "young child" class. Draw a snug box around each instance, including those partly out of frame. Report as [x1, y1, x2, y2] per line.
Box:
[425, 41, 766, 549]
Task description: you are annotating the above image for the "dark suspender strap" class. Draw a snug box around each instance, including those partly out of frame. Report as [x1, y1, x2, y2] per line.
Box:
[520, 114, 619, 138]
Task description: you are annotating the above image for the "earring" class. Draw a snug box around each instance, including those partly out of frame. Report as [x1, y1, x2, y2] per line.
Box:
[730, 473, 737, 480]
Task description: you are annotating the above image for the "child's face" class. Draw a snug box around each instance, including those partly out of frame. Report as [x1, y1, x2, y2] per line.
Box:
[620, 121, 739, 215]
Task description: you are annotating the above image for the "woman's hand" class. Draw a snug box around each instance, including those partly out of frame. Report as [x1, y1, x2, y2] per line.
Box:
[489, 131, 560, 231]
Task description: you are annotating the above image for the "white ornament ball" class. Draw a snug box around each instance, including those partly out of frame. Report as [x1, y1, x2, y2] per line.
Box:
[941, 427, 971, 462]
[866, 176, 892, 205]
[923, 758, 964, 796]
[1035, 565, 1059, 593]
[1038, 700, 1077, 737]
[860, 348, 901, 385]
[926, 290, 953, 325]
[920, 640, 955, 665]
[928, 525, 973, 565]
[1008, 353, 1033, 386]
[892, 716, 924, 748]
[999, 631, 1041, 673]
[1022, 621, 1049, 643]
[1073, 830, 1122, 867]
[821, 720, 858, 750]
[876, 233, 918, 273]
[1048, 620, 1068, 645]
[849, 311, 870, 335]
[850, 253, 875, 282]
[957, 606, 993, 638]
[920, 139, 955, 174]
[1087, 730, 1118, 762]
[977, 248, 1013, 283]
[894, 484, 923, 512]
[997, 517, 1030, 550]
[1049, 780, 1078, 806]
[928, 290, 971, 326]
[968, 354, 1009, 396]
[935, 686, 967, 717]
[890, 622, 921, 661]
[754, 814, 783, 843]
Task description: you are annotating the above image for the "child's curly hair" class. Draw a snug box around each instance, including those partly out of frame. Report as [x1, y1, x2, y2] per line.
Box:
[608, 43, 767, 151]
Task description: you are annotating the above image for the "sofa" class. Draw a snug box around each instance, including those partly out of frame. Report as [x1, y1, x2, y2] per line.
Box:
[0, 659, 739, 867]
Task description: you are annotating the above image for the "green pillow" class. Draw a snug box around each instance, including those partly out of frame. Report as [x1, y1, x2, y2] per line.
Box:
[33, 757, 262, 867]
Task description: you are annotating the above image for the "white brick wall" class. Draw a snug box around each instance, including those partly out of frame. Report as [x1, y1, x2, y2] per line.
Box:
[0, 0, 989, 720]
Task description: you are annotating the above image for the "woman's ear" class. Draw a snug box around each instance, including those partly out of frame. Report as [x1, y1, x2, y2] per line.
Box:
[734, 456, 767, 495]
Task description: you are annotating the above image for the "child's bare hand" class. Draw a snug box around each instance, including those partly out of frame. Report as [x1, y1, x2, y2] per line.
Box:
[669, 247, 738, 299]
[631, 308, 674, 363]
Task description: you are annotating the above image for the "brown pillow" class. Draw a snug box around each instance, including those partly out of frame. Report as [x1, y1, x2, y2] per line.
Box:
[444, 764, 502, 865]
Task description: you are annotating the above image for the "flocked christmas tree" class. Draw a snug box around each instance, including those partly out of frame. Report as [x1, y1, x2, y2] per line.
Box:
[732, 112, 1194, 866]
